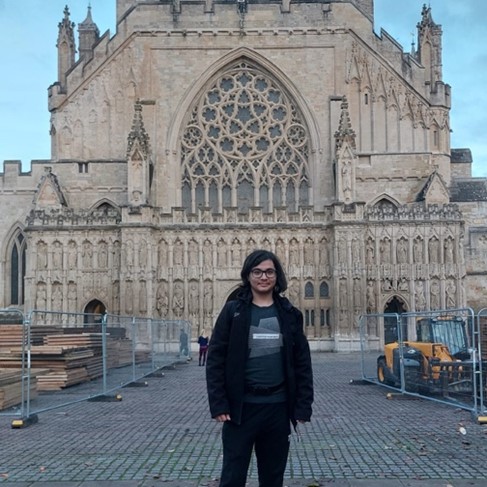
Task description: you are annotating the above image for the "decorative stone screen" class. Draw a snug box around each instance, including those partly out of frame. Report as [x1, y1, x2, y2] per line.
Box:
[181, 61, 310, 214]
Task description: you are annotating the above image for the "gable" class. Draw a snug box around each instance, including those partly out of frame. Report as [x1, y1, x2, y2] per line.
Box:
[32, 170, 68, 210]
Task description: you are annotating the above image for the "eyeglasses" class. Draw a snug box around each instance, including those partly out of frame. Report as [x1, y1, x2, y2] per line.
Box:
[250, 268, 277, 279]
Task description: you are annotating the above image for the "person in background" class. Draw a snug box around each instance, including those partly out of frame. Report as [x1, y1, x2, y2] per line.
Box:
[179, 328, 189, 358]
[206, 249, 313, 487]
[198, 329, 209, 366]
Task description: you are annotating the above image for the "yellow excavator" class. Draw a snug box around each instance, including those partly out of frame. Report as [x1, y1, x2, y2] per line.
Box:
[377, 316, 479, 396]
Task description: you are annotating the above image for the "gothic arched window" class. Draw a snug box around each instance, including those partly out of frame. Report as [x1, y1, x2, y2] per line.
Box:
[304, 281, 314, 299]
[319, 281, 329, 298]
[9, 232, 27, 305]
[181, 61, 310, 214]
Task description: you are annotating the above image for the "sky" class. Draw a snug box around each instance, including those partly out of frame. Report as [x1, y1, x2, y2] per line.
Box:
[0, 0, 485, 177]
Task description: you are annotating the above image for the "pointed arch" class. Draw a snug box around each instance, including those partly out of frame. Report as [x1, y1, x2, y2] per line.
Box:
[373, 72, 388, 152]
[421, 40, 433, 83]
[83, 299, 106, 324]
[374, 70, 388, 101]
[360, 62, 373, 93]
[304, 281, 314, 299]
[382, 295, 409, 343]
[89, 198, 121, 214]
[348, 56, 361, 84]
[168, 47, 320, 154]
[167, 48, 320, 213]
[368, 193, 402, 208]
[3, 224, 27, 306]
[319, 281, 329, 298]
[400, 98, 415, 151]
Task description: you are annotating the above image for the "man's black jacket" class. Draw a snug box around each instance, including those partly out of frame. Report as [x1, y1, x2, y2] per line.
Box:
[206, 294, 313, 426]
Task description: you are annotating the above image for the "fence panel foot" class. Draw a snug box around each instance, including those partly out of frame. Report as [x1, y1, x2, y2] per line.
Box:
[123, 381, 149, 388]
[88, 394, 122, 402]
[11, 414, 39, 429]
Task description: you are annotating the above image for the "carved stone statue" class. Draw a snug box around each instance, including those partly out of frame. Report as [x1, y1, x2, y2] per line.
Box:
[172, 281, 184, 318]
[415, 280, 426, 311]
[98, 241, 108, 268]
[413, 238, 423, 263]
[156, 282, 169, 318]
[444, 238, 455, 264]
[37, 242, 48, 270]
[379, 238, 391, 264]
[428, 237, 439, 264]
[366, 239, 375, 265]
[446, 280, 456, 308]
[36, 282, 47, 310]
[188, 281, 199, 315]
[366, 280, 375, 312]
[396, 238, 408, 264]
[53, 241, 63, 269]
[430, 279, 440, 309]
[203, 282, 213, 316]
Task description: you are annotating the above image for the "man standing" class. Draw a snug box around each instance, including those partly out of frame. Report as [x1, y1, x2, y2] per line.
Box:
[206, 249, 313, 487]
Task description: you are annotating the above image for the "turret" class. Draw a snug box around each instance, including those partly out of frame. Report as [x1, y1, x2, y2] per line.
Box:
[56, 5, 76, 92]
[78, 5, 100, 63]
[416, 4, 443, 90]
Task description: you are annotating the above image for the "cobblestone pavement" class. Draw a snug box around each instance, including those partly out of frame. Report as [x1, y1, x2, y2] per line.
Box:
[0, 353, 487, 486]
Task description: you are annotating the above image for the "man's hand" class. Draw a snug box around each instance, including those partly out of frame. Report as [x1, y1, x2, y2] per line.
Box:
[215, 414, 231, 422]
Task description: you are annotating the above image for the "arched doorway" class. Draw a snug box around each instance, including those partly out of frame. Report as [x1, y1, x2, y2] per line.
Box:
[383, 296, 407, 344]
[83, 299, 106, 324]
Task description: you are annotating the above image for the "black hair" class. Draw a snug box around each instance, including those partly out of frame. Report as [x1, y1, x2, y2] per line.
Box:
[238, 249, 287, 298]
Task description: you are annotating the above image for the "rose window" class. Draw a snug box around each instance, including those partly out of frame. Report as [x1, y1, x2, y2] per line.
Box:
[181, 62, 310, 213]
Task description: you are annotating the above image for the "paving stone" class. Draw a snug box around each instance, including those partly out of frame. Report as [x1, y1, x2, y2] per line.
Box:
[1, 354, 487, 486]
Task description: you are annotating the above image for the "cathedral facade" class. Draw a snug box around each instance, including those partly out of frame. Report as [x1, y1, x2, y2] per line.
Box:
[1, 0, 487, 350]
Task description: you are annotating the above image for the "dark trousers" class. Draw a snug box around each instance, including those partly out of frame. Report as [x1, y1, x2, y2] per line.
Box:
[219, 402, 290, 487]
[199, 347, 208, 365]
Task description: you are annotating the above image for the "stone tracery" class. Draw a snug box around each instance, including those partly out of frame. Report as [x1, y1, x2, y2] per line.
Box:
[181, 61, 310, 214]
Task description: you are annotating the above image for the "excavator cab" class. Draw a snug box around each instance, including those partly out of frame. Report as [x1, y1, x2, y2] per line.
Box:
[415, 316, 471, 360]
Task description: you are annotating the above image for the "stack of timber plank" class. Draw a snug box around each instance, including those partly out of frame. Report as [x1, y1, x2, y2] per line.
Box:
[63, 326, 137, 368]
[0, 369, 45, 410]
[0, 324, 139, 395]
[0, 324, 59, 348]
[32, 333, 103, 391]
[0, 324, 63, 372]
[107, 338, 133, 368]
[45, 332, 104, 378]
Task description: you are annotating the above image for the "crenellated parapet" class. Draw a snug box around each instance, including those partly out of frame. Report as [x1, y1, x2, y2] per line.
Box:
[116, 0, 374, 24]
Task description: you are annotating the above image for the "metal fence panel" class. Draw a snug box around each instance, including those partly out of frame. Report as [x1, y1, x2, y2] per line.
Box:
[24, 310, 109, 415]
[0, 308, 27, 418]
[102, 314, 139, 393]
[360, 308, 486, 417]
[359, 313, 399, 385]
[0, 309, 192, 422]
[151, 320, 192, 370]
[477, 308, 487, 415]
